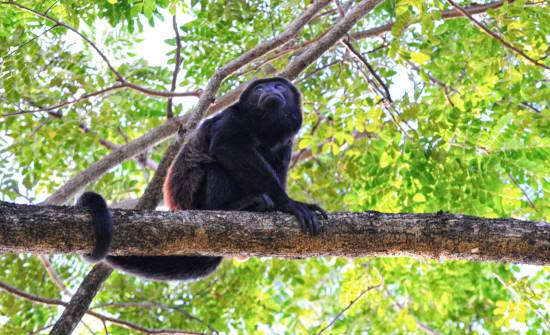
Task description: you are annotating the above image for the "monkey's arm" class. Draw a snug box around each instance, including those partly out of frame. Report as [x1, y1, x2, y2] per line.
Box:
[271, 142, 328, 218]
[271, 142, 292, 186]
[209, 116, 320, 234]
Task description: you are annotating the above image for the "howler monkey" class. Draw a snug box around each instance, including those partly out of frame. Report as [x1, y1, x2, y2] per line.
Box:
[79, 77, 326, 281]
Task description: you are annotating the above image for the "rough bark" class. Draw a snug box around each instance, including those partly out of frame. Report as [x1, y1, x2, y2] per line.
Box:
[49, 263, 112, 335]
[1, 201, 548, 265]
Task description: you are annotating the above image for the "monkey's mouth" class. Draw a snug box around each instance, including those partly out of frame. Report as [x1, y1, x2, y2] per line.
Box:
[259, 93, 285, 110]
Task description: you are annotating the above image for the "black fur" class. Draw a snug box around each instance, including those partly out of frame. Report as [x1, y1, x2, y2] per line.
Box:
[76, 192, 112, 263]
[82, 77, 326, 281]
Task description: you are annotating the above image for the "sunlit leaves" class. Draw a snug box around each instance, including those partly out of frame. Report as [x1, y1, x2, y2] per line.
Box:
[0, 0, 549, 333]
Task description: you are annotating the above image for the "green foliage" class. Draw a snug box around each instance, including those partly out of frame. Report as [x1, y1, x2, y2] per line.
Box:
[0, 0, 548, 333]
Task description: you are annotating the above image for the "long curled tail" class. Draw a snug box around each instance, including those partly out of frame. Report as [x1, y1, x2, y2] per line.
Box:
[76, 192, 113, 263]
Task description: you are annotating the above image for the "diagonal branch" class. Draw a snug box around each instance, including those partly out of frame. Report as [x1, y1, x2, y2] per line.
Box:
[350, 1, 516, 40]
[317, 284, 381, 334]
[0, 1, 204, 100]
[1, 1, 124, 81]
[342, 38, 392, 102]
[280, 0, 386, 79]
[0, 280, 206, 335]
[446, 0, 549, 70]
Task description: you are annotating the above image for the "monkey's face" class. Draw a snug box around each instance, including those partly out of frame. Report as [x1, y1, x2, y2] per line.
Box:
[248, 80, 291, 111]
[239, 77, 303, 137]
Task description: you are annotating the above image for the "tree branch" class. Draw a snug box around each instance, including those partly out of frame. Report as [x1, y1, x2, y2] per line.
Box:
[1, 202, 549, 265]
[317, 284, 380, 334]
[1, 84, 126, 117]
[50, 263, 113, 335]
[0, 2, 203, 103]
[446, 0, 548, 69]
[166, 13, 183, 119]
[350, 0, 513, 40]
[40, 118, 180, 205]
[280, 0, 385, 79]
[341, 39, 392, 102]
[0, 280, 206, 335]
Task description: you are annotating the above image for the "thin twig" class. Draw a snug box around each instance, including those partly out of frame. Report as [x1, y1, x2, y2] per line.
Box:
[404, 59, 460, 108]
[91, 301, 217, 333]
[2, 84, 126, 117]
[0, 280, 206, 335]
[508, 173, 537, 211]
[38, 255, 72, 296]
[122, 81, 202, 98]
[297, 59, 342, 83]
[494, 273, 550, 331]
[386, 290, 442, 335]
[446, 0, 548, 70]
[316, 284, 380, 334]
[167, 13, 183, 119]
[3, 23, 59, 58]
[44, 0, 59, 15]
[520, 102, 542, 114]
[350, 1, 518, 40]
[342, 38, 392, 102]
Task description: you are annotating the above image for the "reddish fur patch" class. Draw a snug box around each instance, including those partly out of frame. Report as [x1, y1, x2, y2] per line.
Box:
[162, 163, 180, 211]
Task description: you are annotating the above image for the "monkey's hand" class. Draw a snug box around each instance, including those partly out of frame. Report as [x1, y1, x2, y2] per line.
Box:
[294, 201, 328, 219]
[252, 194, 275, 212]
[278, 200, 326, 235]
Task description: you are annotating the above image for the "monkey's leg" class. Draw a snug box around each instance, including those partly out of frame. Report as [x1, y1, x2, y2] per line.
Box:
[224, 194, 274, 211]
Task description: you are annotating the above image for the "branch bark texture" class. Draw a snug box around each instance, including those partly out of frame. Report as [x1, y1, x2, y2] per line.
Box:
[1, 202, 548, 265]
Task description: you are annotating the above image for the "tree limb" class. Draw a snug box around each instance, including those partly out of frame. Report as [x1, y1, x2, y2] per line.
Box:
[1, 202, 549, 265]
[446, 0, 548, 70]
[0, 2, 203, 102]
[50, 263, 113, 335]
[280, 0, 385, 79]
[0, 280, 206, 335]
[350, 0, 514, 40]
[166, 13, 184, 119]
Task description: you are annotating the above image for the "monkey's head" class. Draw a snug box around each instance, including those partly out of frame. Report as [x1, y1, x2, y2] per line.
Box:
[240, 77, 301, 113]
[239, 77, 303, 139]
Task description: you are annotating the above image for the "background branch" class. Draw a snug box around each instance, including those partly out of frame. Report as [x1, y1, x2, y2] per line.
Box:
[446, 0, 549, 69]
[0, 280, 205, 335]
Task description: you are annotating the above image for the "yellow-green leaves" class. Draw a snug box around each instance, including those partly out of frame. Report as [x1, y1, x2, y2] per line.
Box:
[410, 51, 430, 65]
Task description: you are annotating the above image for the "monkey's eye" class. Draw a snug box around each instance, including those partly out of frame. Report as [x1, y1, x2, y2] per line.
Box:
[255, 86, 264, 92]
[274, 83, 284, 90]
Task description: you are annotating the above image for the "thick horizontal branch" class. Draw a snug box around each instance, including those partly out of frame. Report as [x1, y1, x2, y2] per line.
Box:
[1, 201, 548, 265]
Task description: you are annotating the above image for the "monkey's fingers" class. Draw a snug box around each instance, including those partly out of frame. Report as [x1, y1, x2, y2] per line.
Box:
[300, 205, 319, 236]
[306, 203, 328, 219]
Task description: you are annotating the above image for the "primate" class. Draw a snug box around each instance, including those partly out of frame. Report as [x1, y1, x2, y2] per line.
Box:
[79, 77, 326, 281]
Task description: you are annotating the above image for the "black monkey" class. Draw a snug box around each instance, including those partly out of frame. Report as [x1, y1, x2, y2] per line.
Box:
[79, 77, 326, 281]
